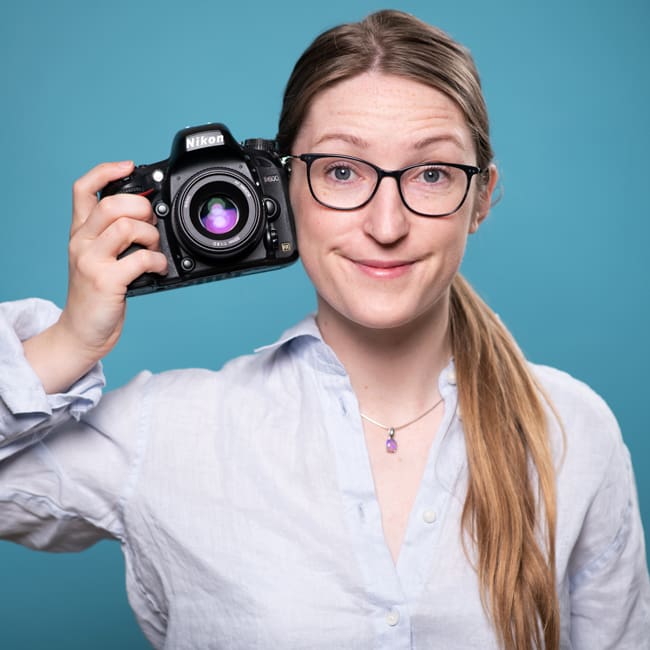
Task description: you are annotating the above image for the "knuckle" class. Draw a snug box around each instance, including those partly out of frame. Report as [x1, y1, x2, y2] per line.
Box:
[91, 274, 113, 295]
[113, 216, 134, 238]
[130, 249, 154, 274]
[72, 176, 88, 197]
[136, 248, 153, 266]
[68, 237, 79, 257]
[68, 241, 82, 264]
[132, 194, 154, 216]
[98, 193, 119, 212]
[148, 223, 161, 244]
[73, 250, 96, 279]
[68, 232, 90, 261]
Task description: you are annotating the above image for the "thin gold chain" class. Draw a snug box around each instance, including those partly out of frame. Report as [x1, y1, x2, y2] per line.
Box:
[360, 396, 444, 432]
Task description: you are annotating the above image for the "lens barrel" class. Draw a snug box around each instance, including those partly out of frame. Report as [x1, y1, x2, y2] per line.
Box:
[173, 168, 263, 259]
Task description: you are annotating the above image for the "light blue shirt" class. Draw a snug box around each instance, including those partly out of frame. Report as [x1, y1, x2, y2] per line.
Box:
[1, 298, 648, 649]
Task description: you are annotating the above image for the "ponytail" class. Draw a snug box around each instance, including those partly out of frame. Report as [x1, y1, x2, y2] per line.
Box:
[449, 274, 560, 650]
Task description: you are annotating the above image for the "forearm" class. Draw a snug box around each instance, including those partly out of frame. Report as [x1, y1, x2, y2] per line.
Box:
[23, 320, 103, 395]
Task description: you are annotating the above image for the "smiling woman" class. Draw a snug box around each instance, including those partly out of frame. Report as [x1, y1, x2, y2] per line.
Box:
[286, 72, 494, 336]
[0, 8, 648, 650]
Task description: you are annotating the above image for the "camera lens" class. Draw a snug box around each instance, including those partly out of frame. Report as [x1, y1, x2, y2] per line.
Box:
[199, 196, 239, 235]
[173, 169, 264, 260]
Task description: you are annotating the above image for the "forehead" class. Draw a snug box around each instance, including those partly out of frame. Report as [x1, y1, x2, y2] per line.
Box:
[294, 72, 474, 159]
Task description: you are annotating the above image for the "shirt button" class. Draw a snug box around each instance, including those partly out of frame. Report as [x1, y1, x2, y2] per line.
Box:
[446, 369, 457, 385]
[423, 509, 437, 524]
[385, 608, 400, 626]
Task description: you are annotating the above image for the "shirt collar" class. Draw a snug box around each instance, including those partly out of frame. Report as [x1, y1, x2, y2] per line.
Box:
[256, 315, 457, 391]
[254, 313, 323, 353]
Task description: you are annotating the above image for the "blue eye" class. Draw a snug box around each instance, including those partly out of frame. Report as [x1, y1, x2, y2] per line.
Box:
[422, 168, 443, 183]
[324, 164, 357, 182]
[333, 166, 352, 181]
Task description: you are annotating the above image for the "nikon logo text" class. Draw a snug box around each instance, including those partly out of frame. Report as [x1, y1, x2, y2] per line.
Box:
[186, 132, 225, 151]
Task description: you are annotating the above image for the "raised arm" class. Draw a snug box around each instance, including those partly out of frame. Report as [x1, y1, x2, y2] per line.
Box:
[23, 161, 167, 394]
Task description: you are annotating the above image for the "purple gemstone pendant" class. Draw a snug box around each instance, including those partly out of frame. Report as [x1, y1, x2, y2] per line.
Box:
[386, 428, 398, 454]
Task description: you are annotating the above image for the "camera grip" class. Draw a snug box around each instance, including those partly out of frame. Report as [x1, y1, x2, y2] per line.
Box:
[117, 242, 164, 293]
[117, 243, 146, 260]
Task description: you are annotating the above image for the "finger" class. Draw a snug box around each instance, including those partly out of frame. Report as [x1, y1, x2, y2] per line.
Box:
[72, 223, 168, 291]
[92, 218, 162, 259]
[79, 194, 154, 240]
[116, 247, 169, 283]
[72, 247, 168, 299]
[71, 161, 134, 232]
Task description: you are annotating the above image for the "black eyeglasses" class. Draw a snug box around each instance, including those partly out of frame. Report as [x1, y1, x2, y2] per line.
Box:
[282, 153, 483, 217]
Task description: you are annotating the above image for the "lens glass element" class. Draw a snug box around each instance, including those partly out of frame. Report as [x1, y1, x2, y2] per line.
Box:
[199, 197, 239, 235]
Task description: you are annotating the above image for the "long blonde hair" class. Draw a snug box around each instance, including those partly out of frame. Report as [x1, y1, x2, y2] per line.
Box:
[277, 10, 560, 649]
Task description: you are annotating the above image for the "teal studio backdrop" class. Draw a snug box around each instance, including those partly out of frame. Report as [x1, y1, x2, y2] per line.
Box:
[1, 0, 648, 647]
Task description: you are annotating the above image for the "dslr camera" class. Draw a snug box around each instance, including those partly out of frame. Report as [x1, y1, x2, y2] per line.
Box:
[100, 123, 298, 296]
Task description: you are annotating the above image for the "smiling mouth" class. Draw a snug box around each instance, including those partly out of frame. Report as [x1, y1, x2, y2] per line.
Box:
[351, 258, 416, 279]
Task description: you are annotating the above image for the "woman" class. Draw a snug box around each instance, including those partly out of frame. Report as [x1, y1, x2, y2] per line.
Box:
[1, 9, 648, 650]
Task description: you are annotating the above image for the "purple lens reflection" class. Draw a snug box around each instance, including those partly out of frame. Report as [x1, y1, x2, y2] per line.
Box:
[200, 197, 239, 235]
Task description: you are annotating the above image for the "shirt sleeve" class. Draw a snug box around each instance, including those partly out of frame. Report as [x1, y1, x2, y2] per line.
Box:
[0, 297, 139, 550]
[0, 298, 105, 459]
[568, 428, 650, 648]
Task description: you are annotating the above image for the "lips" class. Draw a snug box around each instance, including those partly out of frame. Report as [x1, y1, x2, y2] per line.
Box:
[351, 257, 416, 279]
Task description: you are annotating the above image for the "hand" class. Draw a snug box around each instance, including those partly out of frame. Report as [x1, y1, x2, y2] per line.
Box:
[24, 161, 168, 393]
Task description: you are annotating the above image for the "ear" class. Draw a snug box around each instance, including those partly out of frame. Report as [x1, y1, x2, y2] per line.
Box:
[468, 164, 499, 234]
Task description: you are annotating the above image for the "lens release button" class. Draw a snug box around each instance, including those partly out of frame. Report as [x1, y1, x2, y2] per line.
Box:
[181, 257, 195, 272]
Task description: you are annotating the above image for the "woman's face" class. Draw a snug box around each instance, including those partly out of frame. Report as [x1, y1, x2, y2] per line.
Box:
[289, 71, 497, 333]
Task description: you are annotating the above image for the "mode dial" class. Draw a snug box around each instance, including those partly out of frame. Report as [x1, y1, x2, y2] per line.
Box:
[243, 138, 276, 153]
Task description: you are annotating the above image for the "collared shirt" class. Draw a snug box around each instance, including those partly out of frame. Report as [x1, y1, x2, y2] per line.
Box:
[1, 298, 648, 649]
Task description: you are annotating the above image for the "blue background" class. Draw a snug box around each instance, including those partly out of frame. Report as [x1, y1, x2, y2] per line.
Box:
[1, 0, 648, 647]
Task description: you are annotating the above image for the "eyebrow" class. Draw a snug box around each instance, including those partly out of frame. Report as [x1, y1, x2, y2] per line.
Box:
[413, 133, 466, 151]
[311, 132, 467, 152]
[312, 132, 368, 148]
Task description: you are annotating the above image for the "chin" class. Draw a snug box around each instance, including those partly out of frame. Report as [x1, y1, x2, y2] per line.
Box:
[327, 297, 444, 334]
[353, 312, 429, 333]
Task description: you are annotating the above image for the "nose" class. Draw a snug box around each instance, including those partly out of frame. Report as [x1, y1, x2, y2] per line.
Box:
[362, 176, 410, 244]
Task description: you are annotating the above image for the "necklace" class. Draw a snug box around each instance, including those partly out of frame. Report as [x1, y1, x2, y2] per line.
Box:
[360, 396, 444, 454]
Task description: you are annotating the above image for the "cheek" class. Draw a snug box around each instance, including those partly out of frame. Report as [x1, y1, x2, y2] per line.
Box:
[440, 228, 470, 265]
[425, 215, 473, 273]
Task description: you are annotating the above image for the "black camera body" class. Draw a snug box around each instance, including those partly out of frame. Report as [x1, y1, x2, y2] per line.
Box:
[100, 123, 298, 296]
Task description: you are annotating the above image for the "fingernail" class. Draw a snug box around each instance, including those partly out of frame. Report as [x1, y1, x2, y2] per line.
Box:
[118, 160, 133, 169]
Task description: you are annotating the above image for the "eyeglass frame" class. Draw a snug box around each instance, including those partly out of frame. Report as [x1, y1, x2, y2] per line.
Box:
[281, 153, 484, 218]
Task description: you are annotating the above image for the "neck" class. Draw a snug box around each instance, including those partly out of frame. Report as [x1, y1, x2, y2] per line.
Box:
[316, 292, 452, 423]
